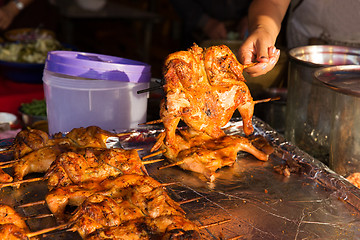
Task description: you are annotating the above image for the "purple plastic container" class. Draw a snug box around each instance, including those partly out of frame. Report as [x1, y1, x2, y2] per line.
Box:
[43, 51, 151, 135]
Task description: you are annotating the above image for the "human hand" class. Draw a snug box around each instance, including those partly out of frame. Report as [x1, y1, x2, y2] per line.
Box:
[203, 17, 227, 40]
[238, 27, 280, 77]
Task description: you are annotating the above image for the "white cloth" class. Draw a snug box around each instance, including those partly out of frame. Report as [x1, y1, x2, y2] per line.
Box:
[286, 0, 360, 48]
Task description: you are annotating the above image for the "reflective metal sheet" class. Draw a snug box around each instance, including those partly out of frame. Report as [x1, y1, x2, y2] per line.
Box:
[1, 118, 360, 239]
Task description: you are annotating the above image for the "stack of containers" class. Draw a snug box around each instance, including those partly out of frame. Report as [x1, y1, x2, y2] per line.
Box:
[43, 51, 151, 135]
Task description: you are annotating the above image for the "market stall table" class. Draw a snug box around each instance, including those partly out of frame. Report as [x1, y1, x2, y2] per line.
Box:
[0, 118, 359, 239]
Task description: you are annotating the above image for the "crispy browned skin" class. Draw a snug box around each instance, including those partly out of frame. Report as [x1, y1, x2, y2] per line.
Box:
[2, 126, 123, 183]
[0, 168, 13, 183]
[86, 215, 202, 240]
[6, 126, 118, 160]
[161, 129, 268, 181]
[10, 129, 51, 159]
[0, 204, 31, 240]
[13, 145, 67, 182]
[46, 148, 146, 190]
[0, 224, 29, 240]
[45, 174, 165, 221]
[60, 126, 118, 148]
[70, 190, 185, 239]
[72, 194, 200, 240]
[158, 44, 254, 150]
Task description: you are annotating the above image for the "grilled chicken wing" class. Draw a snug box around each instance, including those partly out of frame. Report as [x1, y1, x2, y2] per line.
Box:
[13, 145, 66, 182]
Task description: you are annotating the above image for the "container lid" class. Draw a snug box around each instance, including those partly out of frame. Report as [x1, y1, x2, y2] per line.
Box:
[288, 45, 360, 67]
[45, 51, 151, 83]
[314, 65, 360, 97]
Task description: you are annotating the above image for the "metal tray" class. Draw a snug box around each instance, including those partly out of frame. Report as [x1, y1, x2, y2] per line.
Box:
[1, 117, 360, 239]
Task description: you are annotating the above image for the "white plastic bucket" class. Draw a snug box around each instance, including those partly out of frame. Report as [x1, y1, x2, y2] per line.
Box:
[43, 51, 151, 135]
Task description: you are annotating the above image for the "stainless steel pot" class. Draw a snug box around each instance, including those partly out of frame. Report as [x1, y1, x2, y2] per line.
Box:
[286, 45, 360, 164]
[314, 65, 360, 177]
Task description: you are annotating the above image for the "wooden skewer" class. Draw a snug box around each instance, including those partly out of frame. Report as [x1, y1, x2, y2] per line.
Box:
[0, 177, 45, 188]
[178, 197, 203, 205]
[142, 149, 166, 160]
[139, 119, 163, 125]
[0, 163, 15, 169]
[254, 96, 280, 105]
[26, 223, 71, 239]
[116, 132, 132, 137]
[243, 62, 257, 69]
[0, 148, 12, 154]
[17, 200, 46, 208]
[24, 213, 53, 220]
[142, 158, 165, 165]
[0, 159, 20, 166]
[158, 160, 186, 170]
[198, 219, 231, 229]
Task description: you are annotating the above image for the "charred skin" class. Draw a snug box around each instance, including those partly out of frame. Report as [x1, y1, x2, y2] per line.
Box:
[158, 44, 254, 150]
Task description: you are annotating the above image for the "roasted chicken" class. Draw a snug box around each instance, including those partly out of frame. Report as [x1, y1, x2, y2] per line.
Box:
[85, 215, 201, 240]
[9, 128, 51, 159]
[46, 148, 147, 190]
[149, 44, 271, 182]
[69, 191, 186, 239]
[158, 44, 255, 150]
[3, 126, 119, 160]
[0, 204, 32, 240]
[161, 129, 268, 181]
[0, 168, 13, 183]
[45, 174, 166, 221]
[13, 145, 68, 182]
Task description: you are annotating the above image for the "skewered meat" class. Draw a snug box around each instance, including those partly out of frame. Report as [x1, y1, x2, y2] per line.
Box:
[158, 44, 255, 149]
[45, 174, 165, 221]
[10, 128, 51, 159]
[86, 215, 202, 240]
[55, 126, 119, 149]
[13, 145, 69, 182]
[162, 129, 268, 181]
[70, 195, 144, 238]
[0, 168, 13, 183]
[0, 204, 32, 240]
[3, 126, 119, 160]
[70, 191, 185, 239]
[46, 148, 147, 190]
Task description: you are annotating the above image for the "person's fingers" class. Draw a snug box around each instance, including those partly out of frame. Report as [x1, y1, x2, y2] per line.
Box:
[244, 48, 280, 77]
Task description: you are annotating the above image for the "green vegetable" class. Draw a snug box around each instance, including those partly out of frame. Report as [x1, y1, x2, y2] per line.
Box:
[21, 99, 47, 116]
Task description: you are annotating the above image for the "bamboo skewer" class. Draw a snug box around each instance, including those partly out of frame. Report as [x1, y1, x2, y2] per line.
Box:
[26, 217, 231, 239]
[17, 200, 46, 208]
[0, 163, 15, 169]
[142, 149, 166, 160]
[24, 213, 54, 220]
[198, 219, 231, 229]
[26, 223, 71, 239]
[0, 177, 45, 188]
[142, 158, 165, 164]
[253, 96, 280, 104]
[158, 160, 186, 170]
[0, 159, 20, 166]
